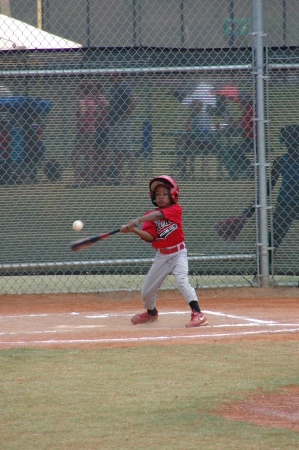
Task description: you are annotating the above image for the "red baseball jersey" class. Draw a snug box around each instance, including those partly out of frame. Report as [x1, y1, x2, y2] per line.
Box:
[141, 203, 185, 249]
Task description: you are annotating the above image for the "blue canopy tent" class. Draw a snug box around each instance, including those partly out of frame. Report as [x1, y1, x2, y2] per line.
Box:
[0, 96, 52, 115]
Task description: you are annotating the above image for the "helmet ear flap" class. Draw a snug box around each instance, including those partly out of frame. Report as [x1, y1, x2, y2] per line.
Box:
[170, 188, 179, 203]
[151, 189, 157, 206]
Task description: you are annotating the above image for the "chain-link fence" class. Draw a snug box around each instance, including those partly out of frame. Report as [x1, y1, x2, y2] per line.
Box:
[0, 0, 298, 293]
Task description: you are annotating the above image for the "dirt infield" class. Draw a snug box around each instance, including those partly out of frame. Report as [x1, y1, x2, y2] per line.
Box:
[216, 385, 299, 431]
[1, 286, 299, 431]
[0, 286, 299, 349]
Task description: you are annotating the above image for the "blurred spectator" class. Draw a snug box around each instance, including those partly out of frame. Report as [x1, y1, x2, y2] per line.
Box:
[94, 83, 109, 183]
[0, 95, 51, 185]
[269, 125, 299, 257]
[237, 94, 254, 153]
[176, 99, 217, 178]
[107, 72, 137, 183]
[249, 124, 299, 284]
[16, 109, 43, 184]
[71, 83, 109, 187]
[71, 83, 97, 187]
[186, 99, 216, 135]
[226, 93, 254, 178]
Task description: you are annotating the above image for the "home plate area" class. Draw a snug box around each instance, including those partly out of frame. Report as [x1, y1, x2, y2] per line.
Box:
[0, 289, 299, 348]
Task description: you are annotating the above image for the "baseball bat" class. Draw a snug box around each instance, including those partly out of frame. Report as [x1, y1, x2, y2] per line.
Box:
[70, 228, 121, 252]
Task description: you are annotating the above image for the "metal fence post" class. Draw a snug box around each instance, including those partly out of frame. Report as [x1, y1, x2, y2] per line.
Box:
[253, 0, 269, 287]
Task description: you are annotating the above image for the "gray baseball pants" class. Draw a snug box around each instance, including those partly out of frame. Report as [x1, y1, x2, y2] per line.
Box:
[141, 248, 198, 310]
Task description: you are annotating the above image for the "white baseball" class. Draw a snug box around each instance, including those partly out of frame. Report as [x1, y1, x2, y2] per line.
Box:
[73, 220, 83, 232]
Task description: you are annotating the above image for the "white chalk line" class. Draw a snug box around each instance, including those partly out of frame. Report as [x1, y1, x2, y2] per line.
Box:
[0, 309, 298, 345]
[1, 322, 299, 338]
[85, 310, 277, 324]
[204, 310, 276, 324]
[55, 325, 107, 329]
[213, 323, 299, 328]
[0, 325, 108, 336]
[0, 328, 104, 336]
[0, 330, 63, 336]
[0, 313, 77, 319]
[0, 310, 277, 324]
[1, 327, 299, 346]
[0, 313, 50, 318]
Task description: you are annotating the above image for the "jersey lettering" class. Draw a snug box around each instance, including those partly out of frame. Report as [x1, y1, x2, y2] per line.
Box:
[154, 220, 177, 240]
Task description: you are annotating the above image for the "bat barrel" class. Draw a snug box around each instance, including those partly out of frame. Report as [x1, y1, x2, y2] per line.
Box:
[70, 229, 121, 252]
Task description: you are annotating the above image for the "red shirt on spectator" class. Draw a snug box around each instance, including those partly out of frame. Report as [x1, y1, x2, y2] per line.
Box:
[76, 97, 98, 132]
[76, 94, 109, 132]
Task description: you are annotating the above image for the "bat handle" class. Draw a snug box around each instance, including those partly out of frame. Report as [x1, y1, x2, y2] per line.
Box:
[109, 228, 121, 236]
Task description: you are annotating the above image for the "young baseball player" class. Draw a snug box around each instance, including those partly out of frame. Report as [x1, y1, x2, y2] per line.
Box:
[120, 175, 208, 328]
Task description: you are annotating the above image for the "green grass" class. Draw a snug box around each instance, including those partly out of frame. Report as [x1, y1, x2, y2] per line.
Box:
[0, 341, 298, 449]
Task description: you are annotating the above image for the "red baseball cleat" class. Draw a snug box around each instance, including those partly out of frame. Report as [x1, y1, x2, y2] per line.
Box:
[131, 310, 158, 325]
[185, 310, 208, 328]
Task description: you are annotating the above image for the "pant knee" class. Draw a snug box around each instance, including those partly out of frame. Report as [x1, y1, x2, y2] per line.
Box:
[175, 275, 197, 303]
[175, 273, 188, 291]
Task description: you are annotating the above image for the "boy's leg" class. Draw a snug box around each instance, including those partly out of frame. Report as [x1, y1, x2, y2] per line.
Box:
[131, 255, 169, 324]
[171, 250, 198, 303]
[141, 254, 170, 310]
[171, 250, 208, 327]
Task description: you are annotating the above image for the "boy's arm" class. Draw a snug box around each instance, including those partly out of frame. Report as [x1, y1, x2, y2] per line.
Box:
[125, 210, 164, 230]
[120, 227, 155, 242]
[120, 210, 165, 241]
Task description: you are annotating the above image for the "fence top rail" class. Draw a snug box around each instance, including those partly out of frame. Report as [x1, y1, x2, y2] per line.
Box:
[1, 63, 298, 78]
[0, 64, 253, 77]
[0, 254, 256, 271]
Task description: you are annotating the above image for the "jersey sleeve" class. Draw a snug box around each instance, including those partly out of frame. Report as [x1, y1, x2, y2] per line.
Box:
[141, 210, 157, 239]
[161, 203, 182, 221]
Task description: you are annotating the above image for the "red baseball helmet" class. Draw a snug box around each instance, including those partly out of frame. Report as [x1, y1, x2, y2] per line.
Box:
[149, 175, 179, 206]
